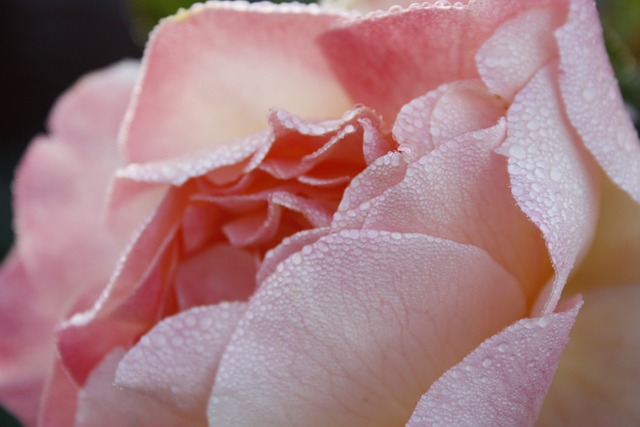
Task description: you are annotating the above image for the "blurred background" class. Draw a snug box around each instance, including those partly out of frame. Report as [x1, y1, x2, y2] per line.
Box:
[0, 0, 638, 425]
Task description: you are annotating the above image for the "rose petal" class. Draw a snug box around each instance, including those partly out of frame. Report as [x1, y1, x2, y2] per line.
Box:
[121, 1, 352, 164]
[336, 151, 408, 213]
[476, 6, 565, 101]
[555, 0, 640, 204]
[319, 0, 556, 120]
[537, 285, 640, 426]
[75, 349, 191, 427]
[174, 246, 256, 310]
[14, 61, 139, 303]
[115, 303, 246, 419]
[406, 297, 582, 427]
[358, 120, 550, 302]
[499, 64, 600, 314]
[1, 61, 138, 427]
[208, 231, 525, 426]
[58, 185, 192, 385]
[37, 357, 79, 427]
[427, 81, 506, 145]
[320, 0, 426, 13]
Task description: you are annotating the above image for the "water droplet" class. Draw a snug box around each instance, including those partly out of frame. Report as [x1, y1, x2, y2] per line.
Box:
[151, 333, 167, 347]
[582, 87, 596, 102]
[482, 358, 493, 368]
[509, 145, 526, 160]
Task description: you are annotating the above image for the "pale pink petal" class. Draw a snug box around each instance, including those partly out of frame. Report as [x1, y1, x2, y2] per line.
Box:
[256, 227, 329, 285]
[48, 60, 138, 146]
[0, 254, 50, 427]
[336, 152, 407, 213]
[407, 297, 582, 427]
[427, 81, 505, 145]
[174, 245, 256, 310]
[0, 61, 138, 426]
[115, 303, 246, 420]
[75, 349, 191, 427]
[392, 85, 450, 160]
[319, 0, 556, 120]
[476, 7, 565, 101]
[121, 1, 352, 164]
[58, 186, 192, 385]
[392, 81, 505, 160]
[499, 65, 600, 314]
[208, 232, 526, 426]
[555, 0, 640, 203]
[320, 0, 431, 13]
[357, 121, 550, 301]
[537, 285, 640, 426]
[116, 132, 271, 186]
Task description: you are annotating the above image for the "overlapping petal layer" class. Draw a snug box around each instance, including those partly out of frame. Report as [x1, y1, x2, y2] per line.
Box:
[208, 232, 526, 426]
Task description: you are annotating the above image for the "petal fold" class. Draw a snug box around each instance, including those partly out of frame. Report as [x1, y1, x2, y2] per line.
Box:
[121, 1, 352, 164]
[115, 303, 246, 420]
[555, 0, 640, 204]
[406, 297, 582, 427]
[500, 64, 599, 314]
[208, 231, 525, 426]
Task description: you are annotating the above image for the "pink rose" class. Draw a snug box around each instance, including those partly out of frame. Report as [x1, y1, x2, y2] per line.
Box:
[1, 0, 639, 425]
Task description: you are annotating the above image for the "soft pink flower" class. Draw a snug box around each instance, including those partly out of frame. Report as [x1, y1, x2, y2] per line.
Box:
[1, 0, 639, 426]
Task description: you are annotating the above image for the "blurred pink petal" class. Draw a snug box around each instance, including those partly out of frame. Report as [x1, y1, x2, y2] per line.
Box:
[0, 61, 138, 427]
[74, 349, 191, 427]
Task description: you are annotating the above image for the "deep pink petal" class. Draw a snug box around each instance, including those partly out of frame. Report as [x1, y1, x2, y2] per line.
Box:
[174, 245, 256, 309]
[476, 6, 565, 101]
[406, 297, 582, 427]
[208, 232, 525, 426]
[538, 285, 640, 426]
[555, 0, 640, 203]
[115, 303, 245, 420]
[37, 357, 79, 427]
[319, 0, 556, 120]
[121, 1, 352, 164]
[0, 256, 49, 427]
[58, 185, 192, 385]
[74, 349, 192, 427]
[499, 65, 600, 314]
